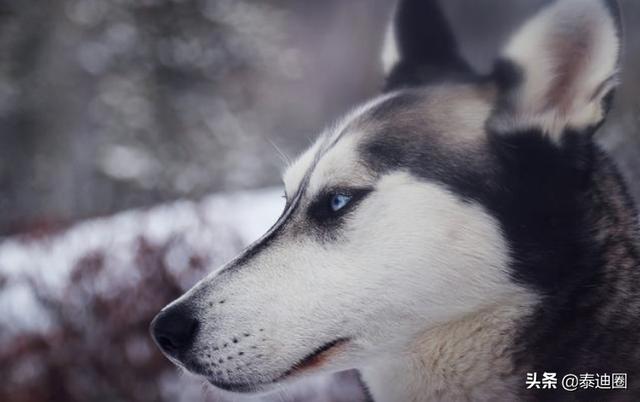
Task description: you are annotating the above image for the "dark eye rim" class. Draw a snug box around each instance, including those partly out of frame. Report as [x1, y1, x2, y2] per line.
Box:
[308, 186, 373, 224]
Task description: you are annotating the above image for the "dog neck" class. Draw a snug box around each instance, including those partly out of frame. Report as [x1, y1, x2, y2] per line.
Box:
[360, 298, 534, 402]
[510, 150, 640, 386]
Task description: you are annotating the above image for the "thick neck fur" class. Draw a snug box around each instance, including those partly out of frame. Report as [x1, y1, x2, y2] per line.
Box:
[362, 137, 640, 402]
[361, 298, 535, 402]
[513, 146, 640, 401]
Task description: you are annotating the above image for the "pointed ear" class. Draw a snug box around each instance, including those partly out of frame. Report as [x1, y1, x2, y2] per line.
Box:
[383, 0, 473, 90]
[490, 0, 622, 140]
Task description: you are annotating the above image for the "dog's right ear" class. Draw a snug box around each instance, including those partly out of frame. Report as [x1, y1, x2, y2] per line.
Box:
[383, 0, 473, 91]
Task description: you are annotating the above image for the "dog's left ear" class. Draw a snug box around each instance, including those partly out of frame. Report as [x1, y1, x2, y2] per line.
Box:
[383, 0, 473, 90]
[490, 0, 622, 140]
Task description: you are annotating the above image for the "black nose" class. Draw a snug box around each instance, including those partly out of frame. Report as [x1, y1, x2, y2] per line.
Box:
[150, 304, 199, 357]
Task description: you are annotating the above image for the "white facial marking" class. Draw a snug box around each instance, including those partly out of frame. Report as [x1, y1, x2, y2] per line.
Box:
[283, 92, 398, 199]
[306, 135, 372, 197]
[283, 138, 322, 199]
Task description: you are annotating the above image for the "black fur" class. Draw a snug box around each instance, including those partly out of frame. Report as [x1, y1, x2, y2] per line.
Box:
[511, 146, 640, 402]
[385, 0, 472, 90]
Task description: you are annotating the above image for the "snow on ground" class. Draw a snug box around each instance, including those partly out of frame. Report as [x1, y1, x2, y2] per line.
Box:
[0, 187, 284, 333]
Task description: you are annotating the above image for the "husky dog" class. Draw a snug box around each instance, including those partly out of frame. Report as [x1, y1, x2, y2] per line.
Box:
[151, 0, 640, 400]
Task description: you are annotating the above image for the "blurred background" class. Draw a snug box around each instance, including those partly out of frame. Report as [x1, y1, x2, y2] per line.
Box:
[0, 0, 639, 401]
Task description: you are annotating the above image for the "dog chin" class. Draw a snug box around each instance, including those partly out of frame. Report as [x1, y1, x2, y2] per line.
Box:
[203, 362, 318, 395]
[205, 337, 352, 394]
[207, 378, 277, 394]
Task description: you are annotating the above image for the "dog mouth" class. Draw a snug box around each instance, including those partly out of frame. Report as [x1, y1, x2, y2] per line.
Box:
[208, 338, 351, 393]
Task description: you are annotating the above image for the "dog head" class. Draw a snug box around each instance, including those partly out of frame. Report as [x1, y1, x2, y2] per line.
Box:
[151, 0, 621, 394]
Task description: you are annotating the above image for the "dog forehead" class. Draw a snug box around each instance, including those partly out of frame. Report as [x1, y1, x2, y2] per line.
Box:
[368, 84, 495, 145]
[283, 138, 322, 197]
[306, 135, 373, 195]
[283, 83, 495, 197]
[282, 92, 398, 197]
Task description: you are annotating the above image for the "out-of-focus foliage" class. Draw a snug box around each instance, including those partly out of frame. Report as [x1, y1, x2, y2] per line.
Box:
[1, 239, 199, 402]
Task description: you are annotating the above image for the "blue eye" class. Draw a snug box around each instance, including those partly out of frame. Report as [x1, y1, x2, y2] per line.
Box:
[330, 193, 352, 212]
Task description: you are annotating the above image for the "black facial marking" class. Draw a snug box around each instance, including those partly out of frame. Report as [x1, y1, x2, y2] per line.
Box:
[600, 88, 616, 117]
[362, 126, 490, 203]
[217, 172, 308, 275]
[307, 187, 373, 235]
[486, 128, 598, 290]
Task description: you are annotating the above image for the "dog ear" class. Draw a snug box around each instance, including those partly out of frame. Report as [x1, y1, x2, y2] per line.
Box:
[490, 0, 622, 140]
[383, 0, 473, 90]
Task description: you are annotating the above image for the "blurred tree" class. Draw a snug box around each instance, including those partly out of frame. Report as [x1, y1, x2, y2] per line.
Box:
[1, 0, 637, 236]
[0, 0, 389, 236]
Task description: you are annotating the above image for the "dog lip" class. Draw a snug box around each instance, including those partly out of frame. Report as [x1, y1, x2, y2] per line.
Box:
[207, 337, 351, 393]
[282, 337, 351, 377]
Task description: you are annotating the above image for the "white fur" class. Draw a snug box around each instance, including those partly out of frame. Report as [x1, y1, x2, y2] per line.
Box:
[284, 92, 396, 198]
[283, 138, 321, 199]
[494, 0, 620, 140]
[177, 163, 535, 397]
